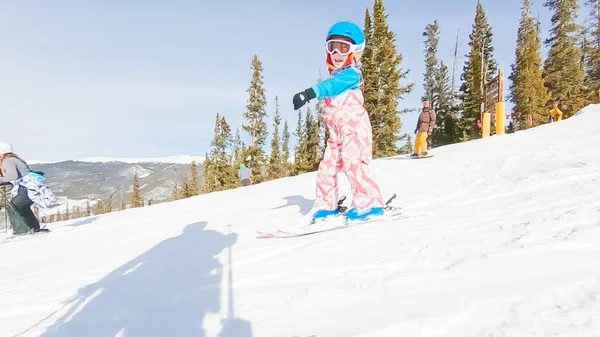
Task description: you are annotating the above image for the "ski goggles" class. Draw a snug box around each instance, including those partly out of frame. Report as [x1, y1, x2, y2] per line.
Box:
[325, 39, 364, 55]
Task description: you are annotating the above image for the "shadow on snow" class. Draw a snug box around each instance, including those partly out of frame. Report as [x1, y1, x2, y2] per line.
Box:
[39, 221, 252, 337]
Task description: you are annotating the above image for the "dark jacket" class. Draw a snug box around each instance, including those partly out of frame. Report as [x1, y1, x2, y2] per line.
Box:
[415, 107, 436, 133]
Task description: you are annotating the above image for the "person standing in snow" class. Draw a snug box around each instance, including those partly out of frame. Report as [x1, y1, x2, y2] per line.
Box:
[549, 101, 563, 122]
[412, 100, 436, 157]
[291, 21, 385, 221]
[0, 142, 45, 234]
[238, 163, 252, 187]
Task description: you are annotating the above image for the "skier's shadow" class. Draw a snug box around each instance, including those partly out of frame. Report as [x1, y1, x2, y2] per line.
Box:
[272, 195, 314, 215]
[39, 221, 251, 337]
[67, 216, 99, 228]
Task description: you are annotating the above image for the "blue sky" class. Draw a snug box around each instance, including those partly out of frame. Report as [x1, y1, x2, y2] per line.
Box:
[0, 0, 588, 161]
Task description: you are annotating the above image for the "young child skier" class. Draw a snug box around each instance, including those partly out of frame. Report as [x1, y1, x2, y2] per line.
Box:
[292, 21, 385, 221]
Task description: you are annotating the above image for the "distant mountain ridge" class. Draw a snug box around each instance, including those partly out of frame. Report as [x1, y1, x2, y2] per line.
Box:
[26, 155, 204, 216]
[28, 155, 205, 165]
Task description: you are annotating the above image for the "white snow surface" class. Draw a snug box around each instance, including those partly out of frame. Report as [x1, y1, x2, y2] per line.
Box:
[28, 155, 205, 165]
[2, 105, 600, 336]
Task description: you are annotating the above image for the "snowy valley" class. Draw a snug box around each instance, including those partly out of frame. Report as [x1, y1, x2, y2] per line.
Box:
[24, 156, 205, 217]
[1, 106, 600, 336]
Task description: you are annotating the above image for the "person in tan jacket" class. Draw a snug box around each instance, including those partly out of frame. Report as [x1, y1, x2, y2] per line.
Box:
[412, 101, 436, 157]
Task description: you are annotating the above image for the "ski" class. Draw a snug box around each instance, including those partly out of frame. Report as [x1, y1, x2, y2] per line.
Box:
[256, 210, 412, 238]
[1, 228, 50, 245]
[256, 194, 421, 239]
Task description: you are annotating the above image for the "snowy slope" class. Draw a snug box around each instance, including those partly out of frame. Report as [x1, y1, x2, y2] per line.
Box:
[2, 105, 600, 336]
[28, 155, 205, 165]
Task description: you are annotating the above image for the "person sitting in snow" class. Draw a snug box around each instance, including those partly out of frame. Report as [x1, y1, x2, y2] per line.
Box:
[412, 100, 436, 157]
[291, 21, 385, 221]
[0, 142, 50, 235]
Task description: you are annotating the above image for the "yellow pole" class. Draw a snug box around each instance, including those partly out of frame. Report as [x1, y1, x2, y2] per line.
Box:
[482, 112, 491, 138]
[495, 101, 505, 135]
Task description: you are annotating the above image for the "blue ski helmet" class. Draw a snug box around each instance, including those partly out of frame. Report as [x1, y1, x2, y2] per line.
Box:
[326, 21, 365, 50]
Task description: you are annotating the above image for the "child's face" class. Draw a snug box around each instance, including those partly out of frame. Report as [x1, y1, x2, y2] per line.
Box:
[330, 52, 349, 68]
[326, 37, 353, 69]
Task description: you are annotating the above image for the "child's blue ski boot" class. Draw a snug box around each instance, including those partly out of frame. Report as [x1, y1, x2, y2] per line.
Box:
[310, 195, 348, 223]
[345, 207, 385, 221]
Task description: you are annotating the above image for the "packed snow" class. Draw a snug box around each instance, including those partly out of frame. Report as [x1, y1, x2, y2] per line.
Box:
[2, 105, 600, 336]
[28, 155, 205, 165]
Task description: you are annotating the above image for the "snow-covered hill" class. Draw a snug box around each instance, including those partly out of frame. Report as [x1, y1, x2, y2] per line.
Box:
[2, 105, 600, 336]
[26, 160, 202, 215]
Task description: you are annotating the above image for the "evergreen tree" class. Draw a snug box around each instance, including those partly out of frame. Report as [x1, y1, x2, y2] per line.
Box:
[172, 180, 182, 200]
[232, 128, 243, 165]
[85, 200, 91, 217]
[131, 174, 143, 207]
[423, 21, 440, 103]
[64, 201, 70, 220]
[292, 107, 320, 174]
[543, 0, 585, 117]
[315, 100, 327, 161]
[91, 203, 102, 215]
[303, 107, 320, 171]
[120, 193, 126, 210]
[422, 20, 456, 146]
[293, 110, 305, 175]
[267, 96, 285, 180]
[93, 194, 115, 215]
[585, 0, 600, 102]
[399, 134, 414, 154]
[202, 113, 237, 192]
[433, 61, 458, 145]
[242, 55, 268, 183]
[362, 0, 413, 157]
[72, 206, 82, 219]
[189, 161, 199, 196]
[281, 119, 290, 175]
[362, 7, 378, 134]
[231, 128, 248, 181]
[104, 195, 114, 213]
[509, 0, 550, 130]
[181, 174, 190, 198]
[458, 1, 498, 140]
[315, 71, 328, 159]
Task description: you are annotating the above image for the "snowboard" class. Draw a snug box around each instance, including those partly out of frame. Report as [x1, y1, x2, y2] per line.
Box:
[407, 154, 433, 159]
[393, 154, 434, 160]
[256, 194, 426, 239]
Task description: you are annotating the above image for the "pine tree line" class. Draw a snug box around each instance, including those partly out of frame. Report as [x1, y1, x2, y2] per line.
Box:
[422, 20, 457, 147]
[419, 0, 595, 141]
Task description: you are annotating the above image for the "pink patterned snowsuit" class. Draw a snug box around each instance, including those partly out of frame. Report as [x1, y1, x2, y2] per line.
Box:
[312, 65, 384, 211]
